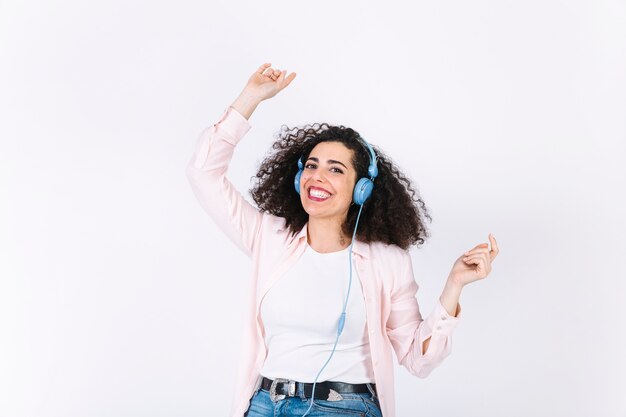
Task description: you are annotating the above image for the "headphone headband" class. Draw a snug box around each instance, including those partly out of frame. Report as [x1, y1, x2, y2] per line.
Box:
[354, 136, 378, 180]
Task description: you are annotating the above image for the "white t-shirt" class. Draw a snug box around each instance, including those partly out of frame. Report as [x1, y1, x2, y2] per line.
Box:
[259, 242, 375, 383]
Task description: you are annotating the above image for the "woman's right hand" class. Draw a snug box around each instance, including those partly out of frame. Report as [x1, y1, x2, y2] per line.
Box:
[241, 62, 297, 102]
[231, 63, 296, 119]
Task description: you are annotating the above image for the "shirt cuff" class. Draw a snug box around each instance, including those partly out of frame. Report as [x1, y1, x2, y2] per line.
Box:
[424, 299, 461, 337]
[213, 106, 252, 146]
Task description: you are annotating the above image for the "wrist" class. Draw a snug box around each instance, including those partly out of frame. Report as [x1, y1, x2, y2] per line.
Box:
[445, 274, 465, 291]
[440, 277, 463, 317]
[231, 90, 263, 120]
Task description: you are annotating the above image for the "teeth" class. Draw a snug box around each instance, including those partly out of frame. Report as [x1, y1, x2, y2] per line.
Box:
[310, 189, 331, 199]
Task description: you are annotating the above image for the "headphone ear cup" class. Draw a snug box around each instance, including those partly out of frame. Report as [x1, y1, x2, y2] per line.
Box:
[353, 177, 374, 205]
[294, 170, 302, 194]
[294, 157, 304, 195]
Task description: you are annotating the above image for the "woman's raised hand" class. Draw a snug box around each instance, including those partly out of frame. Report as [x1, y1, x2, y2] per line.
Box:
[243, 62, 297, 102]
[448, 234, 499, 287]
[231, 63, 297, 119]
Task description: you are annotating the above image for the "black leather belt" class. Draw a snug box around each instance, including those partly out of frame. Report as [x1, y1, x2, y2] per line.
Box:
[261, 376, 376, 402]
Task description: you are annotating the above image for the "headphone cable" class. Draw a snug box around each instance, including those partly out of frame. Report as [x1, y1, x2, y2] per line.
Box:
[300, 203, 366, 417]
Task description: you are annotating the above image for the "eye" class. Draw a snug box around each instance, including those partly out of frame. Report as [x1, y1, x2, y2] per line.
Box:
[330, 167, 344, 174]
[304, 163, 317, 169]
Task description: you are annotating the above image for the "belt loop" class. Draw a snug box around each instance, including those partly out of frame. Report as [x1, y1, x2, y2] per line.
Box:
[366, 383, 378, 400]
[297, 381, 307, 400]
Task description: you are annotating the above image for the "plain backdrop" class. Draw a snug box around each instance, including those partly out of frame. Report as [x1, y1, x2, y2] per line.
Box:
[1, 0, 625, 416]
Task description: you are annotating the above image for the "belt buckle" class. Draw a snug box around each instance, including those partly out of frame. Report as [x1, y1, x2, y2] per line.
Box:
[269, 378, 295, 402]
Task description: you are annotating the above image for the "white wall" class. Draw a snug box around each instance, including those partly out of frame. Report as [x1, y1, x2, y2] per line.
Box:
[1, 0, 625, 416]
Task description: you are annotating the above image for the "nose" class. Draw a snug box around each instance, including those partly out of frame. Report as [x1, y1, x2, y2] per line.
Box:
[313, 172, 323, 182]
[308, 169, 326, 183]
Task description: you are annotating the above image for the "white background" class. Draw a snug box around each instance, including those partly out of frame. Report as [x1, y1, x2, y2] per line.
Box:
[1, 0, 625, 416]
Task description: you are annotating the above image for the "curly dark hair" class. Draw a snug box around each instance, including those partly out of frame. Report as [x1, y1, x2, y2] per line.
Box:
[250, 122, 433, 250]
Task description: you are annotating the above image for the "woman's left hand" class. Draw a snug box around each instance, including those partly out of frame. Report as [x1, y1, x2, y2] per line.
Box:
[449, 234, 499, 287]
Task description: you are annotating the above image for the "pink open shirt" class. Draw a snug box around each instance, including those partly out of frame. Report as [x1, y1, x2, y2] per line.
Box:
[185, 106, 462, 417]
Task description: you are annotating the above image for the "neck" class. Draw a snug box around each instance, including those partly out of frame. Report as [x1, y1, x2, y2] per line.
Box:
[306, 216, 352, 253]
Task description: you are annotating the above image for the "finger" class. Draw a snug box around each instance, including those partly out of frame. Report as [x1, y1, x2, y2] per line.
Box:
[277, 70, 295, 87]
[257, 63, 272, 74]
[269, 70, 281, 80]
[470, 243, 489, 250]
[462, 255, 482, 264]
[275, 70, 286, 83]
[462, 253, 486, 263]
[261, 66, 275, 77]
[462, 255, 490, 275]
[489, 233, 499, 259]
[282, 71, 297, 87]
[464, 246, 489, 256]
[282, 72, 296, 88]
[464, 247, 488, 254]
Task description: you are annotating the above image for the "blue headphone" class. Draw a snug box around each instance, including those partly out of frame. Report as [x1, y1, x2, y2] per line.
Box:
[293, 137, 379, 205]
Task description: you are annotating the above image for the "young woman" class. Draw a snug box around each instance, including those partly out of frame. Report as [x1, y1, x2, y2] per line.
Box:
[186, 63, 499, 417]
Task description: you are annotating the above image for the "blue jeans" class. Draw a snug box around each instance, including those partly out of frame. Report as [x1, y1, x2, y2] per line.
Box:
[243, 381, 383, 417]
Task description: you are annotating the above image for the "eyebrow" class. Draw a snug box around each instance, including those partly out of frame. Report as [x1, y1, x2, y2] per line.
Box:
[306, 157, 348, 169]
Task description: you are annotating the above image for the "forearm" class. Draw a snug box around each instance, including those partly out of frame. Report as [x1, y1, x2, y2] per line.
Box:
[439, 276, 463, 317]
[230, 90, 263, 120]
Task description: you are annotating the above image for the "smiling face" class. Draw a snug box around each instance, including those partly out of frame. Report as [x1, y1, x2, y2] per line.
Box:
[299, 141, 357, 223]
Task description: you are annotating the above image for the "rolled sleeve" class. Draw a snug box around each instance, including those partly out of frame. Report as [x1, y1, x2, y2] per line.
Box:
[216, 106, 252, 146]
[386, 251, 462, 377]
[423, 299, 461, 338]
